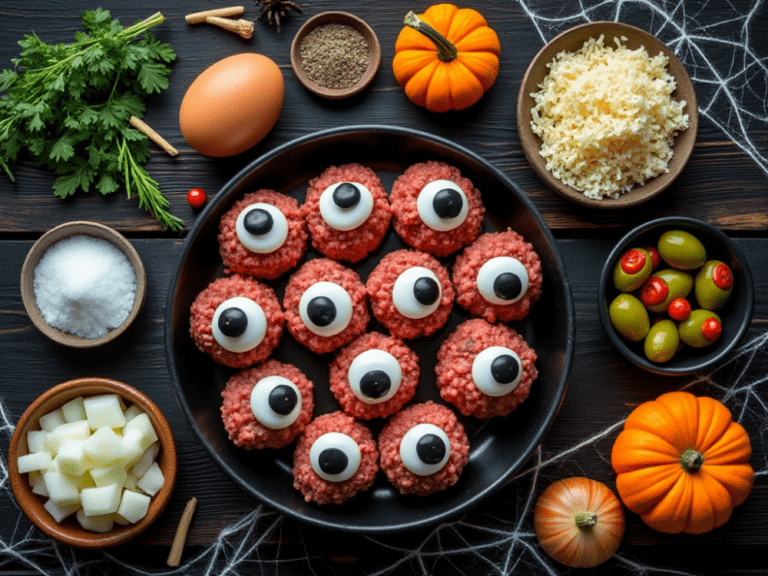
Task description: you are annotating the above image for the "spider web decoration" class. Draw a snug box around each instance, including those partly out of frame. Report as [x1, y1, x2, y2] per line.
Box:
[518, 0, 768, 179]
[1, 0, 767, 574]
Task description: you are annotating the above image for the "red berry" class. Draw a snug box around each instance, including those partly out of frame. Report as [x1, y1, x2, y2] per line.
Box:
[712, 263, 733, 290]
[187, 187, 207, 209]
[620, 249, 647, 275]
[668, 298, 691, 321]
[640, 276, 669, 307]
[701, 317, 722, 342]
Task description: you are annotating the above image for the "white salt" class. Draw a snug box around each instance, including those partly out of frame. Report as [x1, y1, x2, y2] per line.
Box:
[33, 235, 136, 339]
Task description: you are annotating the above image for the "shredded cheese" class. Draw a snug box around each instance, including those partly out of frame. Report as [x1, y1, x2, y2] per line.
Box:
[530, 35, 690, 199]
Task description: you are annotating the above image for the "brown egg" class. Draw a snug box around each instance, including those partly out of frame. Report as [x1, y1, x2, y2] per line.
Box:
[179, 53, 284, 157]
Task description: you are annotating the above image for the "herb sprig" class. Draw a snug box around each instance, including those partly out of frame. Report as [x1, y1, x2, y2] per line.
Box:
[0, 9, 183, 231]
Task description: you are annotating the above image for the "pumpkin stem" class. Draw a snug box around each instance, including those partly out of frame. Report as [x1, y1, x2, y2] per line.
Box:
[574, 511, 598, 529]
[403, 11, 458, 62]
[681, 448, 704, 472]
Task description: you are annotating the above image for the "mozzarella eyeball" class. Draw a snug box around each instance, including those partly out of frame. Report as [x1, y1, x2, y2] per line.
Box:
[416, 180, 468, 231]
[249, 376, 302, 430]
[392, 267, 442, 319]
[212, 297, 267, 352]
[348, 349, 402, 404]
[477, 257, 530, 305]
[235, 203, 289, 253]
[318, 182, 374, 231]
[472, 346, 523, 397]
[309, 432, 361, 482]
[399, 423, 451, 476]
[299, 282, 354, 337]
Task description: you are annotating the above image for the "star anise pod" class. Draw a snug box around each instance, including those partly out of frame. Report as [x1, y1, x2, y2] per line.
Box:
[254, 0, 302, 29]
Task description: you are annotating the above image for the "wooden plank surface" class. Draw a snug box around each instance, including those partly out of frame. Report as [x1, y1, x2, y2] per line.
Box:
[2, 237, 767, 574]
[2, 0, 768, 573]
[1, 1, 767, 234]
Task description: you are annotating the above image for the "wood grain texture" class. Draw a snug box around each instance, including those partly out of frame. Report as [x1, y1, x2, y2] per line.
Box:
[1, 1, 767, 234]
[2, 0, 768, 572]
[1, 238, 766, 566]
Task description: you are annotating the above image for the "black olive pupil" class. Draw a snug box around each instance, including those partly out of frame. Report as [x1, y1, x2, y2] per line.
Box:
[319, 447, 348, 475]
[433, 188, 463, 219]
[491, 354, 520, 384]
[268, 384, 298, 416]
[416, 433, 446, 465]
[494, 272, 523, 301]
[413, 277, 440, 306]
[244, 208, 274, 236]
[218, 307, 248, 337]
[333, 182, 361, 209]
[359, 370, 392, 399]
[307, 296, 337, 327]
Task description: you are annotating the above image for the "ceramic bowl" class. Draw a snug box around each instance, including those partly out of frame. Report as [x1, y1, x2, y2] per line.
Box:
[517, 21, 698, 209]
[290, 11, 381, 99]
[20, 221, 147, 348]
[8, 377, 177, 548]
[598, 217, 754, 375]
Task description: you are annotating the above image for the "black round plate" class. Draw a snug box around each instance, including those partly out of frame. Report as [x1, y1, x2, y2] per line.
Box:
[165, 125, 575, 533]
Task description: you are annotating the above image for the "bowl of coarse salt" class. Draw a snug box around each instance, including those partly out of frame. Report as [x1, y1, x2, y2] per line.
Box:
[20, 221, 147, 348]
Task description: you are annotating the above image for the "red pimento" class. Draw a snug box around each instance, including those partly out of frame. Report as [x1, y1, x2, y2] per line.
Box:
[667, 298, 691, 321]
[620, 249, 647, 275]
[712, 263, 733, 290]
[643, 245, 661, 270]
[641, 276, 669, 307]
[187, 187, 207, 209]
[701, 317, 722, 342]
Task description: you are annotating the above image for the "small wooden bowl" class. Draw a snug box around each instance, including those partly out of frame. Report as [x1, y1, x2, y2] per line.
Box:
[8, 377, 177, 548]
[20, 221, 146, 348]
[517, 21, 698, 209]
[290, 11, 381, 99]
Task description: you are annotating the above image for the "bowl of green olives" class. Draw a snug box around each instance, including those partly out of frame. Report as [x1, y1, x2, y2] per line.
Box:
[598, 217, 754, 375]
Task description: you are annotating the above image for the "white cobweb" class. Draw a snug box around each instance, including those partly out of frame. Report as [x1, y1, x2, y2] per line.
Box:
[2, 1, 767, 574]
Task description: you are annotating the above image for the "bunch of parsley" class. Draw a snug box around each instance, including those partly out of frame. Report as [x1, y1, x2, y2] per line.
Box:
[0, 9, 183, 231]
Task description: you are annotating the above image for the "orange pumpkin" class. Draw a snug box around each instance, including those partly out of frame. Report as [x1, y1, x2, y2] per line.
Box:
[534, 477, 625, 568]
[611, 391, 754, 534]
[393, 4, 500, 112]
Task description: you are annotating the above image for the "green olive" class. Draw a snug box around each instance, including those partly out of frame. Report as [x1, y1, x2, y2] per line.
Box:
[644, 319, 680, 363]
[609, 293, 650, 342]
[695, 260, 734, 311]
[643, 269, 694, 313]
[658, 230, 707, 270]
[613, 248, 653, 292]
[679, 309, 723, 348]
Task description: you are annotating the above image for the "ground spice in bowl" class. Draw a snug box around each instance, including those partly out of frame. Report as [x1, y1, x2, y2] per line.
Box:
[33, 235, 136, 339]
[299, 23, 369, 90]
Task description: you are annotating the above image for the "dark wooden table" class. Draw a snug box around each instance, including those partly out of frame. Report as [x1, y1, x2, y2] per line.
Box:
[2, 1, 767, 574]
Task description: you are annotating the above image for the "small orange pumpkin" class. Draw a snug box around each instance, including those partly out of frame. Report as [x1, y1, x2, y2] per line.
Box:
[611, 391, 754, 534]
[393, 4, 500, 112]
[534, 477, 625, 569]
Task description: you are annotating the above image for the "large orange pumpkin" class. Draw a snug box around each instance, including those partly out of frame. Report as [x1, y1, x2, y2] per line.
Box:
[611, 391, 754, 534]
[393, 4, 500, 112]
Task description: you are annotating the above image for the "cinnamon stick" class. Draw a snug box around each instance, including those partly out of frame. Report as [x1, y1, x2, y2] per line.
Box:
[205, 16, 254, 39]
[185, 6, 245, 24]
[167, 497, 198, 567]
[129, 116, 179, 157]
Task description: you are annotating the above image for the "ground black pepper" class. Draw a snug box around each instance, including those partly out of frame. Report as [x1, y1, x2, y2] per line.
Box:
[300, 23, 369, 90]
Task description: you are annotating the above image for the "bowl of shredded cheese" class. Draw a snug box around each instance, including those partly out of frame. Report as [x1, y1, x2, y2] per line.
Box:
[517, 21, 698, 208]
[20, 221, 147, 348]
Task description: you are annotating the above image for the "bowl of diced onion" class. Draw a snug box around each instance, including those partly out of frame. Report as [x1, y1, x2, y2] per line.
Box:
[8, 377, 176, 548]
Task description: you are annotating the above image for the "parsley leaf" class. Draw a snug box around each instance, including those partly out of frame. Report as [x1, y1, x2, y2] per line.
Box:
[0, 11, 182, 230]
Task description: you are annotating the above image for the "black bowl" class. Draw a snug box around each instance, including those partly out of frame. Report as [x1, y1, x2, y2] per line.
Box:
[598, 217, 754, 375]
[165, 125, 575, 533]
